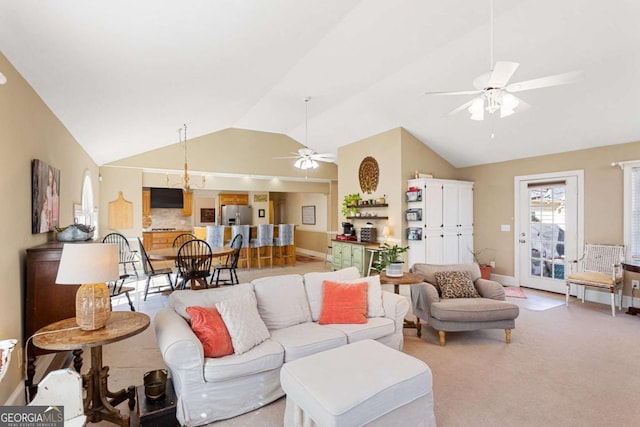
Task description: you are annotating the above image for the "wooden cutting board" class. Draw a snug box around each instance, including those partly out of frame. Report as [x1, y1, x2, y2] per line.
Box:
[108, 191, 133, 229]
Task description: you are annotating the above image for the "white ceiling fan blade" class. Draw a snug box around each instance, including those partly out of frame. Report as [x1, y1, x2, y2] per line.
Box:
[487, 62, 520, 88]
[447, 98, 477, 116]
[506, 70, 585, 93]
[313, 157, 336, 163]
[424, 89, 482, 96]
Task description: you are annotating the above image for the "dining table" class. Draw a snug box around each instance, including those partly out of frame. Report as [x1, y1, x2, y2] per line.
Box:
[147, 246, 234, 261]
[147, 246, 235, 289]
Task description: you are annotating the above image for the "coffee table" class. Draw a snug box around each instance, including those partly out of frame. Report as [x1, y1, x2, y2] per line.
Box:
[379, 272, 423, 337]
[33, 311, 150, 427]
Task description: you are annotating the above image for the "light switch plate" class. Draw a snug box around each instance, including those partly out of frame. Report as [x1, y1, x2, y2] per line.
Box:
[501, 224, 510, 232]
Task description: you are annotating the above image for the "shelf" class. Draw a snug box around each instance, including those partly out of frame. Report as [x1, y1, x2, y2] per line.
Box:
[356, 203, 388, 208]
[347, 216, 389, 220]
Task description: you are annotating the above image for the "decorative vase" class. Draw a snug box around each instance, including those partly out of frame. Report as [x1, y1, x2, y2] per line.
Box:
[386, 262, 404, 277]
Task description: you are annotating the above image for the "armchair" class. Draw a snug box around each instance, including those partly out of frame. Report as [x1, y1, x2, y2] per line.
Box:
[565, 243, 625, 316]
[410, 263, 519, 346]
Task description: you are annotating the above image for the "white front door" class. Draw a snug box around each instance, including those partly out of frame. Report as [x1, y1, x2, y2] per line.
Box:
[516, 171, 583, 293]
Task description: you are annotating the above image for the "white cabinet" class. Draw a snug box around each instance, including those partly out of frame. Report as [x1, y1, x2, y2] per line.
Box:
[406, 178, 474, 267]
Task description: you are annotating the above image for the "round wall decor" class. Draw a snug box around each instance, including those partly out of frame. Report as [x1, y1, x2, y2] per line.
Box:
[359, 156, 379, 194]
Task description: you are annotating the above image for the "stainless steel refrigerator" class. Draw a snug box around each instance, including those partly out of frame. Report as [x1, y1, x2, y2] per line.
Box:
[222, 205, 253, 226]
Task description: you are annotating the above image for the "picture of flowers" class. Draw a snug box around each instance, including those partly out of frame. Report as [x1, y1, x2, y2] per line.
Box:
[32, 159, 60, 233]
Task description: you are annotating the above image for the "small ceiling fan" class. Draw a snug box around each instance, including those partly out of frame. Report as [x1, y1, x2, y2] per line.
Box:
[274, 97, 336, 169]
[424, 0, 584, 120]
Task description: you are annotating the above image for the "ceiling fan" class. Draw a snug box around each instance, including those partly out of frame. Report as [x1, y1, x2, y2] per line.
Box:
[424, 0, 584, 120]
[275, 97, 336, 169]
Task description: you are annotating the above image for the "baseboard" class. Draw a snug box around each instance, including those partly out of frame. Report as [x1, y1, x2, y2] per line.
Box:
[5, 381, 26, 405]
[295, 248, 327, 260]
[495, 273, 640, 309]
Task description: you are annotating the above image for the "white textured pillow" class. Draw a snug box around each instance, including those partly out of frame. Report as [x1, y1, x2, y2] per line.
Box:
[252, 274, 312, 330]
[304, 267, 361, 321]
[215, 292, 270, 355]
[341, 275, 385, 318]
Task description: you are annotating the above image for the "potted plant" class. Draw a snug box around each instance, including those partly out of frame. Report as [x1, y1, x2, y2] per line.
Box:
[375, 242, 410, 277]
[341, 193, 362, 217]
[470, 248, 494, 279]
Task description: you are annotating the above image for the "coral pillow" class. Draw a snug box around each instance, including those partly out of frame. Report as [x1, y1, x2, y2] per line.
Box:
[318, 280, 368, 324]
[186, 306, 234, 358]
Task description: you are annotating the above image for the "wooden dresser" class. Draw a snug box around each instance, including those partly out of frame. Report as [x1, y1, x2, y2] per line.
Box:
[24, 241, 82, 396]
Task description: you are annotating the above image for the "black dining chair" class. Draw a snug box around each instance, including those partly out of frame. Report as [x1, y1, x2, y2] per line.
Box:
[173, 233, 197, 247]
[176, 239, 213, 290]
[103, 232, 140, 280]
[211, 234, 243, 286]
[137, 237, 175, 300]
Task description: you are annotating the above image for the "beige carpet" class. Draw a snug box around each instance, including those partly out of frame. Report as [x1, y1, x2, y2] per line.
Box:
[98, 264, 640, 426]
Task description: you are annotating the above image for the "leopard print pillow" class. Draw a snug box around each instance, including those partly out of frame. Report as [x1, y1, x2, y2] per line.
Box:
[434, 270, 480, 299]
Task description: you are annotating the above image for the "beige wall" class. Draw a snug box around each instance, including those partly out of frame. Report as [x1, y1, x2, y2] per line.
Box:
[338, 127, 457, 248]
[0, 53, 98, 403]
[459, 140, 640, 295]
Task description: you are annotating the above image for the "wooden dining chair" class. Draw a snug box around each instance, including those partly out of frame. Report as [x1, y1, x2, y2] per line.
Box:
[137, 237, 174, 300]
[177, 239, 213, 289]
[102, 232, 140, 280]
[211, 234, 243, 286]
[173, 233, 196, 247]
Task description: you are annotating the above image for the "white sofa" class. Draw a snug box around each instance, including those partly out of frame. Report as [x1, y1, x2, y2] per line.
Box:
[154, 267, 410, 426]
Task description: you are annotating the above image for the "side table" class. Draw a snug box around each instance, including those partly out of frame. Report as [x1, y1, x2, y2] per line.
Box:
[622, 261, 640, 316]
[33, 311, 150, 427]
[379, 272, 424, 337]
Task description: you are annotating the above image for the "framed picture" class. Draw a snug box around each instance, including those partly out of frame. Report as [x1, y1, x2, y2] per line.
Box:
[302, 205, 316, 225]
[258, 208, 265, 218]
[254, 194, 268, 202]
[32, 159, 60, 234]
[201, 208, 216, 223]
[407, 227, 422, 240]
[406, 208, 422, 221]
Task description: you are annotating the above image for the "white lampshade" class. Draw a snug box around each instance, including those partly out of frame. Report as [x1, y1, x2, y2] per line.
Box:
[56, 243, 119, 330]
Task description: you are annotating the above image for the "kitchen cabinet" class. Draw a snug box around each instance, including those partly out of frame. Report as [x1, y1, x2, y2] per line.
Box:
[331, 240, 377, 276]
[182, 190, 193, 217]
[143, 231, 191, 251]
[142, 189, 151, 216]
[219, 193, 249, 206]
[406, 178, 474, 266]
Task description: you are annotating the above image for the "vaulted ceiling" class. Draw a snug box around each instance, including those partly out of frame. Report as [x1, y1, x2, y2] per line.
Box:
[2, 0, 639, 167]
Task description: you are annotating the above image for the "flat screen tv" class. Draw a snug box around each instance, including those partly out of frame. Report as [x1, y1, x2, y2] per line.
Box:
[150, 187, 183, 208]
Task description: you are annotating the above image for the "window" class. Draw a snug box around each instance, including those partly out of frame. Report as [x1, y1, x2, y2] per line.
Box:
[624, 162, 640, 260]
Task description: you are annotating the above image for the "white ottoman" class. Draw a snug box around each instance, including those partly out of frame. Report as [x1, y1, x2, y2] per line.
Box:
[280, 339, 436, 427]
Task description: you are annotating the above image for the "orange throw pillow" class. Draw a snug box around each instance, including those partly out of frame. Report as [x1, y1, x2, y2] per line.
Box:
[318, 280, 368, 325]
[186, 306, 234, 358]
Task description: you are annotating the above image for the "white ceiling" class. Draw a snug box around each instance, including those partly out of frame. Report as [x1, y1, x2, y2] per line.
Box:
[1, 0, 639, 168]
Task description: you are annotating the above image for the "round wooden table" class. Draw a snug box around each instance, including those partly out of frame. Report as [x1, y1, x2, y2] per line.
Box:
[379, 272, 424, 337]
[147, 246, 234, 261]
[33, 311, 150, 427]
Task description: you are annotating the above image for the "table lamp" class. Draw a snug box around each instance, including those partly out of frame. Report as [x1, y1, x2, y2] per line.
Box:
[56, 243, 119, 331]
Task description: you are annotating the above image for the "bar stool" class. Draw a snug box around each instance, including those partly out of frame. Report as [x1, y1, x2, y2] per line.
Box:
[251, 224, 274, 268]
[206, 225, 226, 267]
[325, 232, 337, 267]
[367, 248, 382, 277]
[231, 225, 251, 269]
[273, 224, 295, 267]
